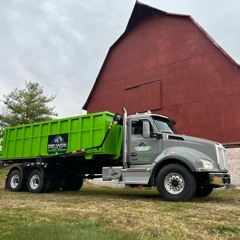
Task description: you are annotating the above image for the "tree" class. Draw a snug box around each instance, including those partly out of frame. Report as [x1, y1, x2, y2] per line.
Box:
[0, 81, 57, 129]
[0, 106, 10, 134]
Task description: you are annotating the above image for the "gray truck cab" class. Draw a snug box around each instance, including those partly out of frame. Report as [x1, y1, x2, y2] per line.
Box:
[128, 113, 176, 165]
[103, 109, 230, 201]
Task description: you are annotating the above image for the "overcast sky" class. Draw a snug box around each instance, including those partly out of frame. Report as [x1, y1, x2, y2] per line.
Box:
[0, 0, 239, 118]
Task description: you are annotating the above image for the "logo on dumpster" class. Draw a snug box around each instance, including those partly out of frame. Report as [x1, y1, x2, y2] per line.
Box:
[48, 134, 68, 153]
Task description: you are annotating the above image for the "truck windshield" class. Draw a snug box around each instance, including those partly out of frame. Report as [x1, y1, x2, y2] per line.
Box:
[152, 116, 177, 134]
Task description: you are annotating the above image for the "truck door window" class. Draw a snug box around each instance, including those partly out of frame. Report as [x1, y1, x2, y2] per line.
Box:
[132, 121, 143, 135]
[132, 120, 153, 135]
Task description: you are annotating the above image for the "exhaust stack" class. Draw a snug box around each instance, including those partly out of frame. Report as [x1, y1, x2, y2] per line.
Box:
[122, 107, 128, 169]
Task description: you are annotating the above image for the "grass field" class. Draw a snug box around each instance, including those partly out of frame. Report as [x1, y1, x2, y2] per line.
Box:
[0, 166, 240, 240]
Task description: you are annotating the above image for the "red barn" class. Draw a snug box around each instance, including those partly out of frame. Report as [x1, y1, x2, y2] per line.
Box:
[83, 1, 240, 145]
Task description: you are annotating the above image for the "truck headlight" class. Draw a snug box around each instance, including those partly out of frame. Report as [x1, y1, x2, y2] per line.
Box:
[201, 159, 214, 169]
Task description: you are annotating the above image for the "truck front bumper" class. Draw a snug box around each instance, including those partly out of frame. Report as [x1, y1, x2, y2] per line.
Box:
[209, 173, 231, 186]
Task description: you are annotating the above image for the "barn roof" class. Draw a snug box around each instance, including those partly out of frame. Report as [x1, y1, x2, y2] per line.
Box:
[83, 1, 239, 110]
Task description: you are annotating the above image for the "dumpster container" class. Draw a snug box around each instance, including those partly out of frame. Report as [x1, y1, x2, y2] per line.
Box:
[0, 111, 122, 161]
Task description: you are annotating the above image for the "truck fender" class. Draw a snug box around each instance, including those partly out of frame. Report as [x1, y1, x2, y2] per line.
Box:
[150, 147, 212, 184]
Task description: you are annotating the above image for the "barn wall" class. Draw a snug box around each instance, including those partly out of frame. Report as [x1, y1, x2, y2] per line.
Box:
[86, 15, 240, 144]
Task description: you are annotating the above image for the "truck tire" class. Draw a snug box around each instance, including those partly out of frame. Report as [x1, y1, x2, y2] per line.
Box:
[7, 170, 25, 192]
[62, 177, 83, 191]
[156, 164, 196, 202]
[194, 185, 213, 197]
[27, 169, 49, 193]
[71, 177, 83, 191]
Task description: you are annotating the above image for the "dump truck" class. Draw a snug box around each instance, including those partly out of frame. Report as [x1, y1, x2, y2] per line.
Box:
[0, 108, 230, 201]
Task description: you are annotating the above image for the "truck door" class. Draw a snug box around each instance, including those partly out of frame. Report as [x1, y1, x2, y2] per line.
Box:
[128, 119, 160, 165]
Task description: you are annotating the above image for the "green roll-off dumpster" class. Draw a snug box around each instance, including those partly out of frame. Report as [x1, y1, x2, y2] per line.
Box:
[0, 111, 122, 160]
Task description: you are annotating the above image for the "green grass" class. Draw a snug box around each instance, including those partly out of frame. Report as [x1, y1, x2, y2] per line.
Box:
[0, 166, 240, 240]
[0, 216, 132, 240]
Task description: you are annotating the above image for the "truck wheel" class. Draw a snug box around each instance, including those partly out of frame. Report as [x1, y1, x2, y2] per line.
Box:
[7, 170, 25, 192]
[71, 177, 83, 191]
[62, 177, 83, 191]
[27, 169, 47, 193]
[156, 164, 196, 202]
[194, 185, 213, 197]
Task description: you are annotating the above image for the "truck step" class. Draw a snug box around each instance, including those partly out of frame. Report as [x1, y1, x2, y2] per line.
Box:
[120, 168, 151, 185]
[102, 166, 151, 185]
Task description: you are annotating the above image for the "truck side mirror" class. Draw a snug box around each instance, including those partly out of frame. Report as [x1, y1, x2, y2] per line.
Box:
[143, 122, 150, 138]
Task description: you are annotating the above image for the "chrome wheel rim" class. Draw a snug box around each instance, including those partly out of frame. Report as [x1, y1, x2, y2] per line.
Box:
[164, 172, 185, 194]
[30, 175, 40, 190]
[10, 174, 20, 189]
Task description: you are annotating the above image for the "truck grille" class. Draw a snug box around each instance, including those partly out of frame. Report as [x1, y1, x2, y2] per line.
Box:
[216, 144, 228, 170]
